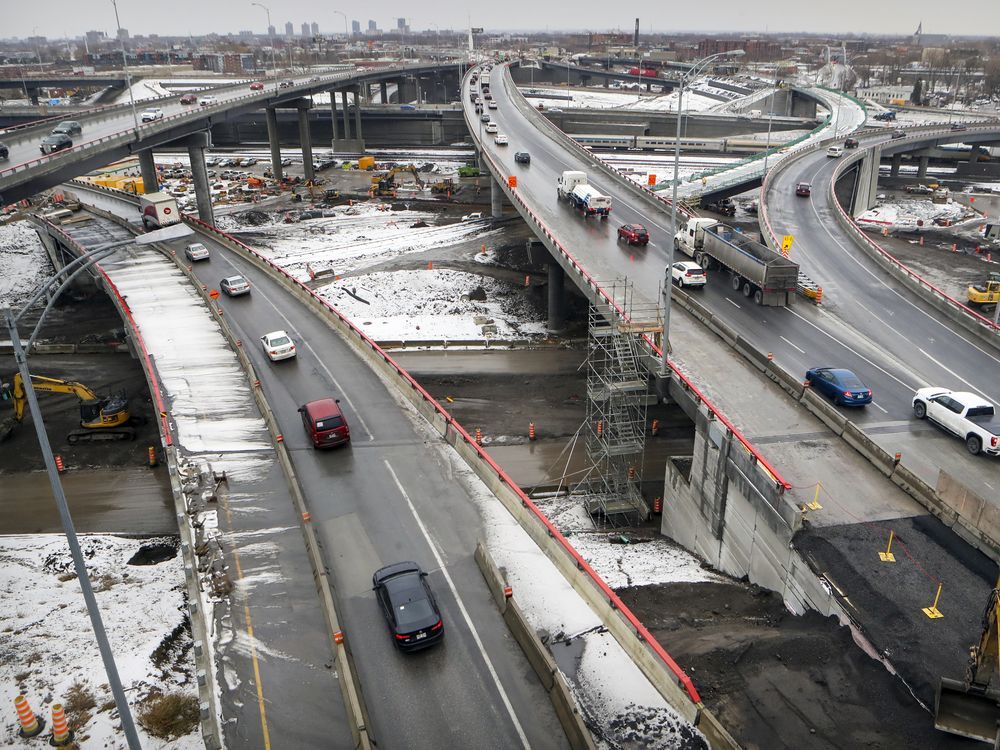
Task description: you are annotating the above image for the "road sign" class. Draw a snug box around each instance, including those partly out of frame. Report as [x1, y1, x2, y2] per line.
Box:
[209, 289, 220, 299]
[781, 235, 794, 256]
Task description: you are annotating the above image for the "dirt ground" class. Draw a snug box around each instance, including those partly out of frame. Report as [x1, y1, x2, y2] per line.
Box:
[620, 579, 977, 750]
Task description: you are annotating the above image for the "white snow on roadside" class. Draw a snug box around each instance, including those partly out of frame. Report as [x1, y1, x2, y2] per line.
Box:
[0, 220, 52, 308]
[857, 198, 974, 230]
[0, 534, 199, 750]
[317, 269, 546, 340]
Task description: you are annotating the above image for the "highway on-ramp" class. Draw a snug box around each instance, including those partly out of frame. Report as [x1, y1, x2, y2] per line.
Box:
[475, 68, 999, 500]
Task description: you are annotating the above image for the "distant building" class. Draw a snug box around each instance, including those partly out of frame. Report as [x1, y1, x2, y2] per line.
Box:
[351, 20, 361, 35]
[368, 20, 377, 32]
[195, 52, 254, 74]
[301, 22, 309, 37]
[697, 38, 780, 62]
[116, 28, 129, 41]
[238, 30, 253, 39]
[311, 22, 319, 36]
[268, 25, 276, 37]
[284, 22, 294, 37]
[858, 84, 911, 104]
[397, 18, 406, 29]
[85, 30, 106, 47]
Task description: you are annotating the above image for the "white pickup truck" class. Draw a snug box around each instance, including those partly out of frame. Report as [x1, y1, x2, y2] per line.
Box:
[912, 387, 1000, 456]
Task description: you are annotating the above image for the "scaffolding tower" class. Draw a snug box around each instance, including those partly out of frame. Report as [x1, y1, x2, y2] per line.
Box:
[575, 280, 659, 525]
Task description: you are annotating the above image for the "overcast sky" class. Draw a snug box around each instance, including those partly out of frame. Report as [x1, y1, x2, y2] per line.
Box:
[8, 0, 1000, 40]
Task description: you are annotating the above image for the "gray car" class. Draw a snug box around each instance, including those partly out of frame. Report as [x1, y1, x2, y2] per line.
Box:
[220, 275, 251, 296]
[40, 133, 73, 154]
[0, 141, 8, 160]
[52, 120, 82, 136]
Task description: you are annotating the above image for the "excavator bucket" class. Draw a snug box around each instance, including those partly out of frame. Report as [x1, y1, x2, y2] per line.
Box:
[935, 677, 1000, 744]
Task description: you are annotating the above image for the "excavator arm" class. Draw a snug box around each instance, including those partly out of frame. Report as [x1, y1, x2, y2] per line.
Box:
[936, 588, 1000, 742]
[12, 373, 100, 422]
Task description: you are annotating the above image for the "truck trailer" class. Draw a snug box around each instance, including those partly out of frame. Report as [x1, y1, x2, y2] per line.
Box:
[569, 184, 612, 218]
[674, 218, 798, 306]
[139, 192, 181, 230]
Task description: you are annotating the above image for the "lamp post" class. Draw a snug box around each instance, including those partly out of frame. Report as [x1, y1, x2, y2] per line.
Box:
[109, 0, 140, 132]
[251, 3, 278, 92]
[762, 84, 777, 174]
[332, 10, 349, 42]
[661, 49, 744, 375]
[4, 223, 191, 750]
[32, 27, 44, 73]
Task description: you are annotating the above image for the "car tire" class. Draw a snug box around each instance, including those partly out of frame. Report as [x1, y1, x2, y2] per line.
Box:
[913, 401, 927, 419]
[966, 435, 982, 455]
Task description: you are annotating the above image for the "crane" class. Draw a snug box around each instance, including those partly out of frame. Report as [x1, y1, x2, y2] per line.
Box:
[2, 373, 136, 443]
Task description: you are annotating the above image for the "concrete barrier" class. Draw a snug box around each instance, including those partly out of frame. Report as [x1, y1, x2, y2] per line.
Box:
[765, 360, 805, 400]
[840, 422, 897, 478]
[474, 540, 511, 612]
[890, 463, 948, 516]
[798, 387, 848, 437]
[735, 336, 769, 373]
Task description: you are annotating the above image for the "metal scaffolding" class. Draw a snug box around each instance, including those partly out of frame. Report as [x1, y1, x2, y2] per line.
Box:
[575, 280, 658, 525]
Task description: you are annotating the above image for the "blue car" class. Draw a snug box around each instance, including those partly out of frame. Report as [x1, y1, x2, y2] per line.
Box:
[805, 367, 872, 407]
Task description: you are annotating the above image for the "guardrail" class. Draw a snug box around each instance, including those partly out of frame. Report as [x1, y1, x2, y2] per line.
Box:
[758, 123, 1000, 345]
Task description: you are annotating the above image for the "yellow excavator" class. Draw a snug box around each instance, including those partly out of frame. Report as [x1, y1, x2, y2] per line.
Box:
[967, 272, 1000, 313]
[369, 165, 424, 196]
[935, 587, 1000, 743]
[2, 373, 136, 443]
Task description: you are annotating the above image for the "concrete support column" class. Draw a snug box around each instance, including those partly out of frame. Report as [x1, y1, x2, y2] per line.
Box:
[851, 144, 882, 217]
[28, 88, 40, 105]
[187, 136, 214, 225]
[265, 106, 283, 182]
[297, 106, 314, 182]
[890, 153, 902, 178]
[137, 149, 158, 193]
[547, 259, 566, 332]
[380, 81, 388, 104]
[341, 91, 352, 140]
[330, 91, 340, 148]
[353, 87, 363, 140]
[969, 145, 982, 164]
[490, 176, 503, 219]
[917, 155, 930, 179]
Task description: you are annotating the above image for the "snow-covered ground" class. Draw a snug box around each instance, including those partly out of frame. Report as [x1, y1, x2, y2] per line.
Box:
[0, 534, 199, 749]
[219, 203, 547, 342]
[857, 197, 976, 231]
[0, 220, 51, 308]
[520, 84, 726, 114]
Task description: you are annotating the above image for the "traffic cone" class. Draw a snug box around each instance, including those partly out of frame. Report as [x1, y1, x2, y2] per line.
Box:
[54, 455, 65, 473]
[14, 695, 44, 738]
[50, 703, 73, 746]
[148, 446, 158, 467]
[528, 423, 535, 441]
[651, 419, 659, 436]
[653, 497, 663, 513]
[475, 428, 482, 446]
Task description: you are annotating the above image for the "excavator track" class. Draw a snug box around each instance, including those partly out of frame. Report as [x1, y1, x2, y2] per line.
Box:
[67, 427, 136, 444]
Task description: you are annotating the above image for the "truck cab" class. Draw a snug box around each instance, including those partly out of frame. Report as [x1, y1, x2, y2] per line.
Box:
[673, 218, 719, 258]
[557, 170, 588, 199]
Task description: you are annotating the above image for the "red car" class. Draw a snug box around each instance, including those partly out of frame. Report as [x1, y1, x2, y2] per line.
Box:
[250, 82, 264, 91]
[795, 182, 811, 197]
[180, 94, 197, 105]
[298, 398, 351, 448]
[617, 223, 649, 246]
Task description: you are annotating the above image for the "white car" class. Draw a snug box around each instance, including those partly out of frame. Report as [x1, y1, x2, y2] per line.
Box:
[261, 330, 296, 361]
[826, 145, 844, 158]
[671, 261, 707, 288]
[198, 95, 218, 106]
[488, 101, 498, 110]
[494, 134, 509, 145]
[462, 212, 483, 221]
[141, 108, 164, 122]
[485, 123, 498, 134]
[184, 243, 210, 262]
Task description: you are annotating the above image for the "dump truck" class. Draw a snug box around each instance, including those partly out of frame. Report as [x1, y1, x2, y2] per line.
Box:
[967, 272, 1000, 313]
[674, 218, 799, 306]
[139, 192, 181, 230]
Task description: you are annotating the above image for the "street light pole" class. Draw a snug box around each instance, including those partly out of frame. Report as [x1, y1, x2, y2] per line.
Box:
[109, 0, 140, 132]
[661, 49, 744, 375]
[251, 3, 278, 92]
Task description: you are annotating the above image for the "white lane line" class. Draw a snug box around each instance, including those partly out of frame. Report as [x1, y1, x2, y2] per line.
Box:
[870, 401, 889, 415]
[917, 347, 991, 400]
[241, 282, 376, 441]
[855, 299, 889, 322]
[786, 307, 919, 392]
[725, 298, 741, 309]
[779, 335, 806, 354]
[383, 460, 531, 749]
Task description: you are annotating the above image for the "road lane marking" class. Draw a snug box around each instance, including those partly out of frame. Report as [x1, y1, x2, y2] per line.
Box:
[870, 401, 889, 414]
[725, 298, 741, 309]
[786, 307, 919, 391]
[779, 336, 805, 354]
[233, 277, 376, 441]
[383, 460, 531, 749]
[917, 347, 991, 400]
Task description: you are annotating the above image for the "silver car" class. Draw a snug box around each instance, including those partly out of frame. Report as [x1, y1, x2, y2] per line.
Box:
[220, 275, 251, 296]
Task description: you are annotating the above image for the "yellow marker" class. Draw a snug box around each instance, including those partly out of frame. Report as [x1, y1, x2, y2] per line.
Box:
[922, 583, 944, 620]
[879, 530, 896, 562]
[807, 482, 823, 511]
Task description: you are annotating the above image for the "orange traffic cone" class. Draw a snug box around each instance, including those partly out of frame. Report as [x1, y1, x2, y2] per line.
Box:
[54, 455, 65, 473]
[14, 695, 44, 738]
[528, 423, 536, 441]
[475, 428, 483, 446]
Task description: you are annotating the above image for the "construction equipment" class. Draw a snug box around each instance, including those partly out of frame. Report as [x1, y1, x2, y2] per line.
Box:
[458, 165, 481, 178]
[4, 373, 136, 443]
[369, 166, 423, 196]
[429, 178, 456, 195]
[935, 587, 1000, 743]
[967, 272, 1000, 313]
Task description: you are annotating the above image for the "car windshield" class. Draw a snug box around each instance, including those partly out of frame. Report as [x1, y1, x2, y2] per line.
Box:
[269, 336, 291, 347]
[315, 415, 343, 430]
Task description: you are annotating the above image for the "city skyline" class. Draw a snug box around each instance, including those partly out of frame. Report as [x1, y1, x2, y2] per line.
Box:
[5, 0, 999, 40]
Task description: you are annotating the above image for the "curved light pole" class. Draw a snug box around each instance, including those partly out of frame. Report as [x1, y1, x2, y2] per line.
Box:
[661, 49, 744, 374]
[251, 2, 278, 92]
[332, 10, 349, 42]
[109, 0, 140, 132]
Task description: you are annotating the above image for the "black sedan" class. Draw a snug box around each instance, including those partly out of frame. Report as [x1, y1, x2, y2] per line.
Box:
[40, 133, 73, 154]
[805, 367, 872, 407]
[372, 561, 444, 652]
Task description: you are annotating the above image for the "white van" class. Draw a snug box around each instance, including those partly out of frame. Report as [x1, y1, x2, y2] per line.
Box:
[826, 145, 844, 158]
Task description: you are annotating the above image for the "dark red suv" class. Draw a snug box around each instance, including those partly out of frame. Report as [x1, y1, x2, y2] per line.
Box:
[298, 398, 351, 448]
[617, 223, 649, 246]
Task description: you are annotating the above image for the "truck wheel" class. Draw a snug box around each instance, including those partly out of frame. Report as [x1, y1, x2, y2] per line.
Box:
[966, 435, 983, 455]
[913, 401, 926, 419]
[754, 290, 763, 305]
[742, 282, 753, 298]
[731, 275, 742, 291]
